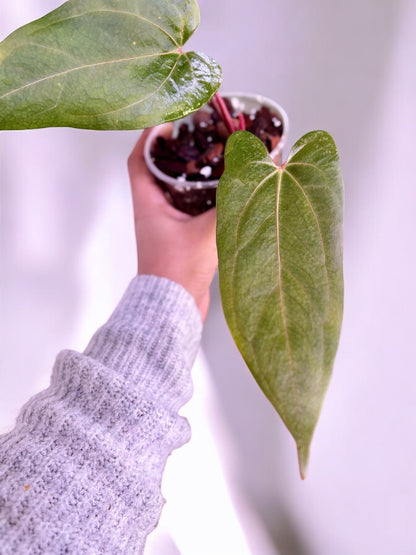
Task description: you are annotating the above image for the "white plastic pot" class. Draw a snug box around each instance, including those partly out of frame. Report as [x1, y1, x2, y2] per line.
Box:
[144, 93, 289, 215]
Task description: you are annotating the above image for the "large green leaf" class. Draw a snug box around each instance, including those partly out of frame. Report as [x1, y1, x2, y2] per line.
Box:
[217, 130, 344, 477]
[0, 0, 222, 130]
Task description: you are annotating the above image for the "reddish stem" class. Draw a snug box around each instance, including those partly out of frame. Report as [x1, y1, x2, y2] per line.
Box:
[238, 112, 246, 131]
[214, 92, 236, 134]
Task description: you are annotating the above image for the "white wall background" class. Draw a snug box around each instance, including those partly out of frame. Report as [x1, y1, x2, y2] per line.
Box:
[1, 1, 416, 554]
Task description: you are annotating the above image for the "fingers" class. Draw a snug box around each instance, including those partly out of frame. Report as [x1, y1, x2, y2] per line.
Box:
[127, 127, 218, 318]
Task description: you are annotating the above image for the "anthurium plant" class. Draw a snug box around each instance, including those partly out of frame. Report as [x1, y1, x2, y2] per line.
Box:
[0, 0, 344, 477]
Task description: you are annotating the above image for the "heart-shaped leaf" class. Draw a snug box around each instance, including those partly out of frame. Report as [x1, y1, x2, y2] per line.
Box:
[0, 0, 222, 130]
[217, 130, 344, 477]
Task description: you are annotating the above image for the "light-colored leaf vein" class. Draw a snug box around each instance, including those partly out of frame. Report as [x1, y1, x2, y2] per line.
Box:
[282, 267, 325, 326]
[32, 9, 181, 48]
[283, 168, 329, 289]
[235, 211, 274, 254]
[18, 42, 79, 62]
[229, 167, 278, 359]
[78, 54, 181, 118]
[276, 169, 301, 421]
[235, 167, 278, 240]
[0, 51, 178, 101]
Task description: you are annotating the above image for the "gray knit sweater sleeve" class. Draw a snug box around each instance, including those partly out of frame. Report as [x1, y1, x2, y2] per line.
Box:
[0, 275, 202, 554]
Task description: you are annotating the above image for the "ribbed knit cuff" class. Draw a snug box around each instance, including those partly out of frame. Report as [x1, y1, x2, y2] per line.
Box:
[0, 276, 202, 554]
[81, 274, 202, 406]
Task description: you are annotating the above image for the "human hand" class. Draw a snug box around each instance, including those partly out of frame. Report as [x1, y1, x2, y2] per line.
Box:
[128, 127, 218, 322]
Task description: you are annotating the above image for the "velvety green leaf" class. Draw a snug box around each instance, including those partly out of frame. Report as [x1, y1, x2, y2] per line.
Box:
[217, 130, 344, 477]
[0, 0, 222, 130]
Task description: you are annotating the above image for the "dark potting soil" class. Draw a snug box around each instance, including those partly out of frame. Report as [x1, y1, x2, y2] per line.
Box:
[150, 98, 283, 215]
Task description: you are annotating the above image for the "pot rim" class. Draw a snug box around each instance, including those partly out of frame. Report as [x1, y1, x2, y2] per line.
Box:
[143, 92, 289, 190]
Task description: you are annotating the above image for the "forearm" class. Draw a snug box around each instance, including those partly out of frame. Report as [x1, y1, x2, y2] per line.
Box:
[0, 276, 202, 554]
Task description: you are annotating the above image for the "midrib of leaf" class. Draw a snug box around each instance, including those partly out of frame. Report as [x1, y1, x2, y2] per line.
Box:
[0, 51, 179, 102]
[228, 161, 306, 422]
[228, 156, 332, 428]
[275, 168, 302, 425]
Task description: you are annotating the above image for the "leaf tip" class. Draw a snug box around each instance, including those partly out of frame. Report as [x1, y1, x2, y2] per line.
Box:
[297, 443, 310, 480]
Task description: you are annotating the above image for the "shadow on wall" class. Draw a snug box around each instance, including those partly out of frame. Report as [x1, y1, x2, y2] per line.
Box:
[0, 126, 136, 427]
[0, 0, 408, 552]
[200, 0, 406, 553]
[202, 276, 313, 555]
